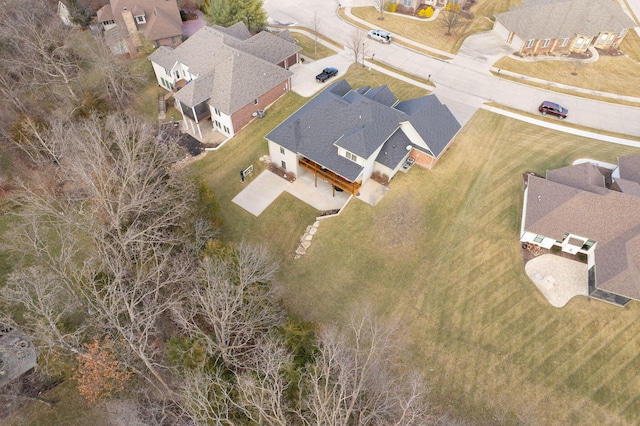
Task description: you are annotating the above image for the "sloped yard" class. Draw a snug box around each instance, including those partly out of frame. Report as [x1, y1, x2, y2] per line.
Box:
[269, 110, 640, 424]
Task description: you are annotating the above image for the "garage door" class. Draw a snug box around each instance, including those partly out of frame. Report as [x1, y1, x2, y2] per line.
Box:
[493, 20, 511, 43]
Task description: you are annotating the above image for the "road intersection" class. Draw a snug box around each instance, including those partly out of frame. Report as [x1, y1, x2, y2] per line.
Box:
[264, 0, 640, 138]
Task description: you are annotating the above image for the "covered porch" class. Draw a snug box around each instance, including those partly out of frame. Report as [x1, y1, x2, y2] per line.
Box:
[298, 157, 361, 195]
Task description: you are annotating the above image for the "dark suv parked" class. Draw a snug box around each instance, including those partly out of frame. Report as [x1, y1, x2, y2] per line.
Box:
[316, 67, 338, 83]
[539, 101, 568, 118]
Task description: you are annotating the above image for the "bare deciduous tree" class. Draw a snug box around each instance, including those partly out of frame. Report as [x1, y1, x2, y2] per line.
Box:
[440, 10, 464, 36]
[372, 0, 387, 20]
[173, 243, 282, 371]
[345, 28, 367, 66]
[311, 12, 321, 54]
[3, 114, 213, 395]
[296, 309, 432, 425]
[0, 0, 81, 104]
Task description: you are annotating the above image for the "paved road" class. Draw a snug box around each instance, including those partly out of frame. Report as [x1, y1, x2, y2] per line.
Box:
[264, 0, 640, 137]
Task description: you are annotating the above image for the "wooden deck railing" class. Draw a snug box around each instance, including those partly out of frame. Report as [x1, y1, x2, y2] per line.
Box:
[299, 158, 361, 195]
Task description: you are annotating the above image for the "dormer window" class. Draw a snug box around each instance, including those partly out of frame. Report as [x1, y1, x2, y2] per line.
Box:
[136, 14, 146, 24]
[346, 151, 358, 162]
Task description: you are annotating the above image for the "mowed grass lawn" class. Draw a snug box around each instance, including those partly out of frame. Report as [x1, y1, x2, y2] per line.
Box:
[494, 30, 640, 97]
[494, 30, 640, 98]
[190, 66, 427, 255]
[351, 0, 520, 54]
[275, 111, 640, 424]
[197, 86, 640, 423]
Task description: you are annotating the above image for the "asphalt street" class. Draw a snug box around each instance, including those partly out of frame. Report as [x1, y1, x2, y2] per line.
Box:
[263, 0, 640, 137]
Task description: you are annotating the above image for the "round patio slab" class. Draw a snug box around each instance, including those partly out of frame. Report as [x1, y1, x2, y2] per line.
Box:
[524, 254, 588, 308]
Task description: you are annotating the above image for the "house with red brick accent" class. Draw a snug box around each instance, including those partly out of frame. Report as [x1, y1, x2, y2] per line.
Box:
[265, 80, 461, 195]
[494, 0, 635, 57]
[148, 22, 300, 140]
[520, 155, 640, 306]
[97, 0, 183, 57]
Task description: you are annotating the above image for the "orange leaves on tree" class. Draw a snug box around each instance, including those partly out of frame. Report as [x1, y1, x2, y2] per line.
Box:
[75, 337, 132, 403]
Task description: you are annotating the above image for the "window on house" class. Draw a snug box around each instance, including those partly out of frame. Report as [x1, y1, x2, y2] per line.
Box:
[575, 37, 584, 48]
[599, 33, 608, 43]
[214, 120, 220, 128]
[281, 160, 286, 169]
[172, 36, 178, 44]
[525, 39, 534, 49]
[254, 98, 258, 105]
[581, 239, 596, 250]
[136, 15, 145, 23]
[214, 108, 220, 116]
[346, 151, 358, 162]
[223, 126, 229, 133]
[402, 0, 412, 5]
[175, 70, 180, 79]
[560, 38, 568, 47]
[533, 235, 544, 243]
[541, 39, 550, 48]
[619, 29, 627, 38]
[280, 147, 285, 155]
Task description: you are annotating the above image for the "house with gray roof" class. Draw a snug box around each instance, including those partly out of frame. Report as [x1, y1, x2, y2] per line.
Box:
[520, 155, 640, 306]
[148, 22, 300, 140]
[98, 0, 184, 57]
[265, 80, 461, 194]
[493, 0, 635, 57]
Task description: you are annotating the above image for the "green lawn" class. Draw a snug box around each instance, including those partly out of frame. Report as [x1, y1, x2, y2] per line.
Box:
[198, 92, 640, 423]
[280, 111, 640, 424]
[189, 66, 428, 255]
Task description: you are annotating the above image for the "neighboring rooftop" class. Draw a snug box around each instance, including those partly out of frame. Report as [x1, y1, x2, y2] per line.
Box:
[148, 22, 299, 114]
[98, 0, 183, 42]
[523, 156, 640, 300]
[495, 0, 635, 40]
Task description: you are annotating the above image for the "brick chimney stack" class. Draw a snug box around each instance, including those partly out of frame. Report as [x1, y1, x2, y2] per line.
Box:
[121, 7, 142, 50]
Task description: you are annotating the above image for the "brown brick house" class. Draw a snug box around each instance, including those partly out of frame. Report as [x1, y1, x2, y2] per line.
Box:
[494, 0, 635, 57]
[97, 0, 184, 57]
[148, 22, 300, 140]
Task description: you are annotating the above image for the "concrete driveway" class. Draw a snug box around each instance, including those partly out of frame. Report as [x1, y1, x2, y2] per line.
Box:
[290, 52, 353, 97]
[453, 31, 516, 71]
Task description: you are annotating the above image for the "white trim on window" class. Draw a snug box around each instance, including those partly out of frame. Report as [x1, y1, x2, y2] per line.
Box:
[525, 39, 534, 49]
[541, 39, 550, 48]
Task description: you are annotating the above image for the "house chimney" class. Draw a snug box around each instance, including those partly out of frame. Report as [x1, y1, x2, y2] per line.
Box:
[121, 7, 143, 49]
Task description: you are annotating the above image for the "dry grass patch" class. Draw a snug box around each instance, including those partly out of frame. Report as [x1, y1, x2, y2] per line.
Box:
[350, 0, 520, 54]
[494, 54, 640, 98]
[272, 110, 640, 424]
[494, 31, 640, 98]
[288, 31, 337, 60]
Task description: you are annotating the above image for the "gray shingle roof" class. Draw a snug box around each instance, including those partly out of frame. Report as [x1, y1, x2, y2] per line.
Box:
[495, 0, 635, 40]
[240, 31, 302, 65]
[173, 43, 291, 114]
[361, 85, 398, 107]
[98, 0, 183, 40]
[211, 21, 252, 40]
[395, 96, 461, 158]
[149, 24, 294, 114]
[546, 162, 608, 195]
[266, 80, 459, 180]
[523, 157, 640, 300]
[375, 129, 413, 169]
